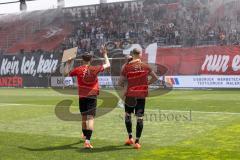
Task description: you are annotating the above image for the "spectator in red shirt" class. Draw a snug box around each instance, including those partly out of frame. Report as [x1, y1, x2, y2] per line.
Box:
[65, 46, 110, 149]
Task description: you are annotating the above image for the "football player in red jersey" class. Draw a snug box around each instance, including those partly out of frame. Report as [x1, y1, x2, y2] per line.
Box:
[119, 48, 158, 149]
[65, 46, 110, 149]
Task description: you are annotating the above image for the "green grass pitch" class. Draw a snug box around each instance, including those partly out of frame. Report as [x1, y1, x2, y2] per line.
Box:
[0, 88, 240, 160]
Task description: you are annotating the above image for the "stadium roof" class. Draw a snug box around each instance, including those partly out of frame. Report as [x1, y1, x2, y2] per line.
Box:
[0, 0, 134, 14]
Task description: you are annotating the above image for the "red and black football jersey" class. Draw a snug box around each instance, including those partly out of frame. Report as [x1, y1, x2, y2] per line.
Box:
[70, 65, 104, 98]
[121, 60, 152, 98]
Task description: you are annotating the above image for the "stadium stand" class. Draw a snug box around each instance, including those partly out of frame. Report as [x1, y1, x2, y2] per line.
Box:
[0, 9, 73, 54]
[0, 0, 239, 55]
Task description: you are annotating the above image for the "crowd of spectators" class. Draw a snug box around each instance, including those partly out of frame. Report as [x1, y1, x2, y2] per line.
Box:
[48, 0, 240, 53]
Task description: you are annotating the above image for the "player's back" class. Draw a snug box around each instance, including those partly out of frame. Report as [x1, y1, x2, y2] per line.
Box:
[70, 65, 104, 97]
[122, 60, 151, 98]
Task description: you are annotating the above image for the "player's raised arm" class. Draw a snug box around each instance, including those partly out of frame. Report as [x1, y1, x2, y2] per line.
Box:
[148, 70, 158, 85]
[100, 45, 110, 70]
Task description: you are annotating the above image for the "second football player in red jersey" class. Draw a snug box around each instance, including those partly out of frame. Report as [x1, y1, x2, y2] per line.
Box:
[65, 46, 110, 149]
[119, 48, 158, 149]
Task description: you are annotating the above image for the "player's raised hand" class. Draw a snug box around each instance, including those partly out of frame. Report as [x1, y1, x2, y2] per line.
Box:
[101, 44, 110, 69]
[100, 44, 108, 56]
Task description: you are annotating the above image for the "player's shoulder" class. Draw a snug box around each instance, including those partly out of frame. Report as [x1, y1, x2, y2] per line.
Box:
[140, 61, 148, 65]
[122, 63, 128, 68]
[72, 66, 82, 71]
[88, 65, 104, 73]
[74, 65, 88, 72]
[139, 61, 150, 67]
[89, 65, 102, 69]
[121, 62, 131, 71]
[140, 62, 152, 71]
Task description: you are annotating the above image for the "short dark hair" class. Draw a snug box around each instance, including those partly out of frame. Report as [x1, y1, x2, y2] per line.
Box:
[81, 52, 93, 62]
[131, 48, 141, 55]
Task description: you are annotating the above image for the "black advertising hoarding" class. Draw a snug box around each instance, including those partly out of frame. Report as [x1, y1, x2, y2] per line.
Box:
[0, 52, 62, 87]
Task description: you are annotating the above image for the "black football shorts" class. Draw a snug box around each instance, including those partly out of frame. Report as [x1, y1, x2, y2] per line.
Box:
[79, 96, 97, 116]
[124, 97, 146, 117]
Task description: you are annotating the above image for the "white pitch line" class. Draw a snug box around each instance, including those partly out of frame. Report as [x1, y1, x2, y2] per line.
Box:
[145, 109, 240, 116]
[0, 103, 240, 116]
[0, 103, 22, 106]
[0, 103, 54, 107]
